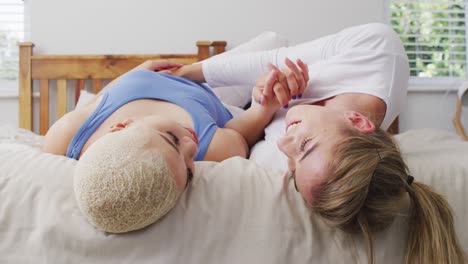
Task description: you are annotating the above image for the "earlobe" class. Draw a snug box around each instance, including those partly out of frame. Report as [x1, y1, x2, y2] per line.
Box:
[287, 158, 296, 172]
[109, 119, 133, 132]
[345, 111, 376, 134]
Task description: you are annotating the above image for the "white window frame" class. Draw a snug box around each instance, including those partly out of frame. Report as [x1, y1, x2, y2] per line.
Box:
[384, 0, 468, 91]
[0, 0, 28, 98]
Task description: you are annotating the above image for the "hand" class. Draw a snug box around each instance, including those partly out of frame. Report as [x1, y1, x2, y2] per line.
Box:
[252, 69, 282, 110]
[253, 58, 309, 108]
[170, 64, 205, 82]
[136, 60, 183, 74]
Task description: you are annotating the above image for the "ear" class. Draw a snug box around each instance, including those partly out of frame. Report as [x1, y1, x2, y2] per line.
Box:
[344, 111, 376, 134]
[287, 158, 296, 173]
[109, 119, 133, 132]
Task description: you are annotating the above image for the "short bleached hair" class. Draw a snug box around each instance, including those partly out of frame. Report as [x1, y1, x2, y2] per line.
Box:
[73, 128, 180, 233]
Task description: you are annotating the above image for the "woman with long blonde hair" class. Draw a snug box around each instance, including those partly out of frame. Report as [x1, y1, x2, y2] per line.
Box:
[176, 22, 467, 263]
[310, 128, 467, 263]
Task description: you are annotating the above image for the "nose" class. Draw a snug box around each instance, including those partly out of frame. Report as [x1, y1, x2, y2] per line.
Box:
[277, 135, 298, 172]
[277, 134, 298, 158]
[181, 136, 198, 160]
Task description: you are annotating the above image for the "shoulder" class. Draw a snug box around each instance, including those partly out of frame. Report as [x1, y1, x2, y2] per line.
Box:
[338, 23, 404, 53]
[203, 128, 248, 161]
[41, 108, 89, 156]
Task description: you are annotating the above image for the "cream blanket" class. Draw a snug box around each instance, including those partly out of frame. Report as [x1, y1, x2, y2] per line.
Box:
[0, 126, 466, 263]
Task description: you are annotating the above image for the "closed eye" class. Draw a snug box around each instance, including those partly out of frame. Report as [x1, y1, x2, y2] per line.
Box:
[185, 168, 194, 189]
[300, 138, 312, 152]
[167, 131, 180, 145]
[300, 141, 317, 162]
[159, 133, 180, 154]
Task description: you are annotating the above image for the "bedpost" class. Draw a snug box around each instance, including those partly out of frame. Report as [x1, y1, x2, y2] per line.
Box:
[387, 117, 399, 134]
[454, 99, 468, 140]
[212, 41, 227, 55]
[196, 41, 211, 61]
[18, 42, 34, 131]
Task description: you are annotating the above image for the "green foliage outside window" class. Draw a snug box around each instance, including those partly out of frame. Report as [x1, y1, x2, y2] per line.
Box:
[390, 0, 466, 77]
[0, 30, 20, 80]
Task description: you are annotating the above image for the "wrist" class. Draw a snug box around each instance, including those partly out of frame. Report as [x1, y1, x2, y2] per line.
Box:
[250, 103, 278, 119]
[174, 64, 205, 82]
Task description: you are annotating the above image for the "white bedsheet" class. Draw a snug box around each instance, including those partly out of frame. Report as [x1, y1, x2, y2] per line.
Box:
[0, 126, 467, 263]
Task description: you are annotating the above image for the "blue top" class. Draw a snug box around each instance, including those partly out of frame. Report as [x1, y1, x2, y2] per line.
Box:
[66, 69, 233, 161]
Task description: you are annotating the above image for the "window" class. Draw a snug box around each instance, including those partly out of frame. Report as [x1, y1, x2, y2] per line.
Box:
[0, 0, 24, 81]
[387, 0, 467, 78]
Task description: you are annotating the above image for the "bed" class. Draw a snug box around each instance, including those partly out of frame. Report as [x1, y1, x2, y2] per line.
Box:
[1, 35, 468, 263]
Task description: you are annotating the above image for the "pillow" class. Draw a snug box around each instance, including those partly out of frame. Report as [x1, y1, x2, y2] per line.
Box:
[206, 31, 289, 108]
[2, 126, 467, 263]
[75, 89, 96, 109]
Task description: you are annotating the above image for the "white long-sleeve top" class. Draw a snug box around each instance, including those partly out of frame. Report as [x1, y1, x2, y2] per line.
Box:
[202, 23, 410, 172]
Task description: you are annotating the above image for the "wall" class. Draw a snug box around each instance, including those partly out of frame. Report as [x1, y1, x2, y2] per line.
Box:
[0, 96, 18, 128]
[29, 0, 384, 54]
[401, 90, 468, 132]
[3, 0, 468, 135]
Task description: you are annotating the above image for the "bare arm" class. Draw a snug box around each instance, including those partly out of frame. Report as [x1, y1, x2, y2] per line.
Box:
[172, 63, 205, 83]
[177, 59, 308, 149]
[204, 128, 249, 161]
[42, 110, 87, 155]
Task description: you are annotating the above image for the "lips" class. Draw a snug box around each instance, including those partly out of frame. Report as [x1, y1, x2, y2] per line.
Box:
[286, 120, 302, 133]
[185, 127, 199, 145]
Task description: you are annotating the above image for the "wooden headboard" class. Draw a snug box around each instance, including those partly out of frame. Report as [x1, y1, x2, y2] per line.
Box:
[18, 41, 227, 135]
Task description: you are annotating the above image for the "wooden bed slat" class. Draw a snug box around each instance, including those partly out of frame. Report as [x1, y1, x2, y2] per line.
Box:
[39, 80, 50, 135]
[75, 79, 85, 105]
[92, 79, 103, 94]
[56, 80, 67, 119]
[18, 42, 33, 130]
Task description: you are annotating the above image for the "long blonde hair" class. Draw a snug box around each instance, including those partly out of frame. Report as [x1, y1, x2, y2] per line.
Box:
[312, 128, 467, 264]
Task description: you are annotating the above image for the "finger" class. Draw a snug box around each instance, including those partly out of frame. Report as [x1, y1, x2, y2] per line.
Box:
[263, 69, 279, 97]
[272, 82, 290, 107]
[283, 68, 299, 100]
[284, 58, 304, 99]
[154, 61, 183, 71]
[252, 86, 265, 106]
[266, 64, 291, 103]
[276, 72, 290, 101]
[158, 69, 173, 75]
[297, 59, 309, 97]
[296, 59, 309, 81]
[141, 60, 183, 71]
[268, 63, 287, 86]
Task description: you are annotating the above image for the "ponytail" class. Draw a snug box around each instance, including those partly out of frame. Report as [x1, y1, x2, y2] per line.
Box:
[314, 128, 467, 264]
[405, 181, 467, 264]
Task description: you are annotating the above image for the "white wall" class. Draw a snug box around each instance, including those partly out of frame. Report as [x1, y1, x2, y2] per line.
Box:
[3, 0, 468, 135]
[0, 97, 19, 127]
[400, 90, 468, 133]
[29, 0, 384, 54]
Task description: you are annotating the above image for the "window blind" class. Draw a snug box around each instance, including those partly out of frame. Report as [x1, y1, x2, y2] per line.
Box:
[389, 0, 467, 78]
[0, 0, 24, 80]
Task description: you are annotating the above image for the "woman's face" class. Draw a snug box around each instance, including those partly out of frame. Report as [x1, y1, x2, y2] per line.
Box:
[112, 115, 198, 191]
[277, 105, 354, 204]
